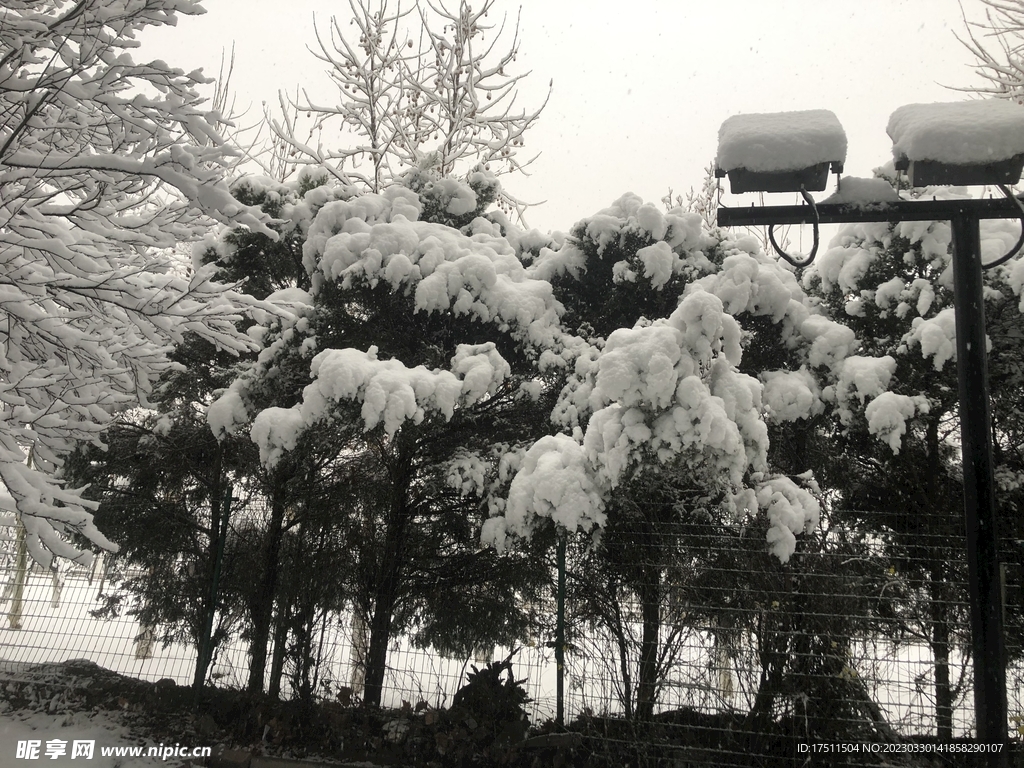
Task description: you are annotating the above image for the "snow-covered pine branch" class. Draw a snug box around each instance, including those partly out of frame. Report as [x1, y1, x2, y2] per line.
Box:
[0, 0, 277, 567]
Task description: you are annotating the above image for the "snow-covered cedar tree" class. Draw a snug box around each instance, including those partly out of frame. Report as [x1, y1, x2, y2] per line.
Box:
[0, 0, 280, 568]
[270, 0, 549, 219]
[59, 338, 255, 688]
[191, 169, 370, 694]
[485, 193, 821, 565]
[801, 178, 1024, 739]
[63, 166, 336, 690]
[199, 168, 512, 696]
[202, 171, 351, 299]
[471, 192, 822, 720]
[207, 169, 566, 706]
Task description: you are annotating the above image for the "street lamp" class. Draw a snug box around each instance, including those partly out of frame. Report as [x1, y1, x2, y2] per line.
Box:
[714, 109, 847, 267]
[715, 100, 1024, 765]
[889, 100, 1024, 189]
[714, 109, 846, 195]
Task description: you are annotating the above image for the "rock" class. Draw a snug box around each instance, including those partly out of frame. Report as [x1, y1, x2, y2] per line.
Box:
[196, 713, 220, 737]
[383, 718, 410, 744]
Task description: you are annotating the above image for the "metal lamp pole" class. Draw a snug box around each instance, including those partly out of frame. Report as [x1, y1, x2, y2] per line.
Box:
[719, 196, 1011, 762]
[949, 210, 1007, 751]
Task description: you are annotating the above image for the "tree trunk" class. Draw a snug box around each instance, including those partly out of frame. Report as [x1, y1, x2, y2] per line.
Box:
[746, 611, 790, 730]
[349, 609, 369, 696]
[609, 582, 634, 721]
[8, 520, 27, 630]
[360, 443, 414, 708]
[925, 417, 954, 741]
[247, 482, 288, 693]
[291, 565, 322, 705]
[193, 447, 224, 690]
[268, 604, 289, 700]
[361, 511, 408, 708]
[930, 566, 954, 740]
[635, 567, 661, 722]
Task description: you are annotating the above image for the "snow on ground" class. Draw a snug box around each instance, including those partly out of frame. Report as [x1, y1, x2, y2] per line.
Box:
[0, 571, 562, 724]
[716, 109, 847, 172]
[0, 708, 197, 767]
[887, 99, 1024, 165]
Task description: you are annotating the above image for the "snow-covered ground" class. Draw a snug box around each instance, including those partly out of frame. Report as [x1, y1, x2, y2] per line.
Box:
[0, 567, 561, 721]
[0, 709, 202, 768]
[0, 568, 194, 685]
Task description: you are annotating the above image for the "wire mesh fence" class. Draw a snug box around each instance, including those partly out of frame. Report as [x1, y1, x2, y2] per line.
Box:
[555, 513, 1024, 766]
[0, 526, 560, 721]
[0, 491, 1021, 767]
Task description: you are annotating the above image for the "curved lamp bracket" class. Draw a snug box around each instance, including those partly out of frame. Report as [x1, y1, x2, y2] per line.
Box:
[769, 189, 820, 268]
[983, 185, 1024, 269]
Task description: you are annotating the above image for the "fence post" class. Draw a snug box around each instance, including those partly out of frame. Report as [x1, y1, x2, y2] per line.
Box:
[949, 212, 1008, 762]
[7, 519, 27, 630]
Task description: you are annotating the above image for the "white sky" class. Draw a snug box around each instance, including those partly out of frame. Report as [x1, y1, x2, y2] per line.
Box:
[141, 0, 998, 232]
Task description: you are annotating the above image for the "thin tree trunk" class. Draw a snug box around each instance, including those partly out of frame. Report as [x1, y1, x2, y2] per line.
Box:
[930, 565, 954, 740]
[362, 591, 398, 707]
[8, 520, 27, 630]
[49, 563, 61, 608]
[925, 417, 954, 741]
[349, 609, 368, 696]
[610, 583, 634, 721]
[635, 567, 661, 722]
[193, 447, 224, 690]
[746, 611, 790, 730]
[268, 604, 289, 700]
[361, 447, 412, 708]
[247, 482, 288, 693]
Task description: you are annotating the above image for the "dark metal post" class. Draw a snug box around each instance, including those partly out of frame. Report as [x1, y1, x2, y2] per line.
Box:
[556, 534, 566, 727]
[949, 212, 1008, 758]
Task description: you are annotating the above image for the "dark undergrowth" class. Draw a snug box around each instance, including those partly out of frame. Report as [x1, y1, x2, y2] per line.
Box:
[0, 660, 1015, 768]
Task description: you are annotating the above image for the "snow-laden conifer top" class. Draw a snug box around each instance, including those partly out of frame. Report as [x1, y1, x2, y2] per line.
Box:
[716, 110, 847, 173]
[887, 100, 1024, 165]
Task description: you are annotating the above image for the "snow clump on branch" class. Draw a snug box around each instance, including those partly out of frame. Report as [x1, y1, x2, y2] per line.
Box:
[212, 176, 574, 470]
[485, 280, 820, 561]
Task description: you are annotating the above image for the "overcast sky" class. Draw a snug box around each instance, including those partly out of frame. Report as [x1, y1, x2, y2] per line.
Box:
[141, 0, 997, 232]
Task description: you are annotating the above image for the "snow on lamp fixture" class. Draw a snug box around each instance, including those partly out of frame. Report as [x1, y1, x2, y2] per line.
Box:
[713, 109, 847, 194]
[887, 100, 1024, 269]
[714, 109, 847, 266]
[887, 100, 1024, 188]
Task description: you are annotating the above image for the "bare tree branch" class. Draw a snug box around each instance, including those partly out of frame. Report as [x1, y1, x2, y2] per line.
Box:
[267, 0, 550, 221]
